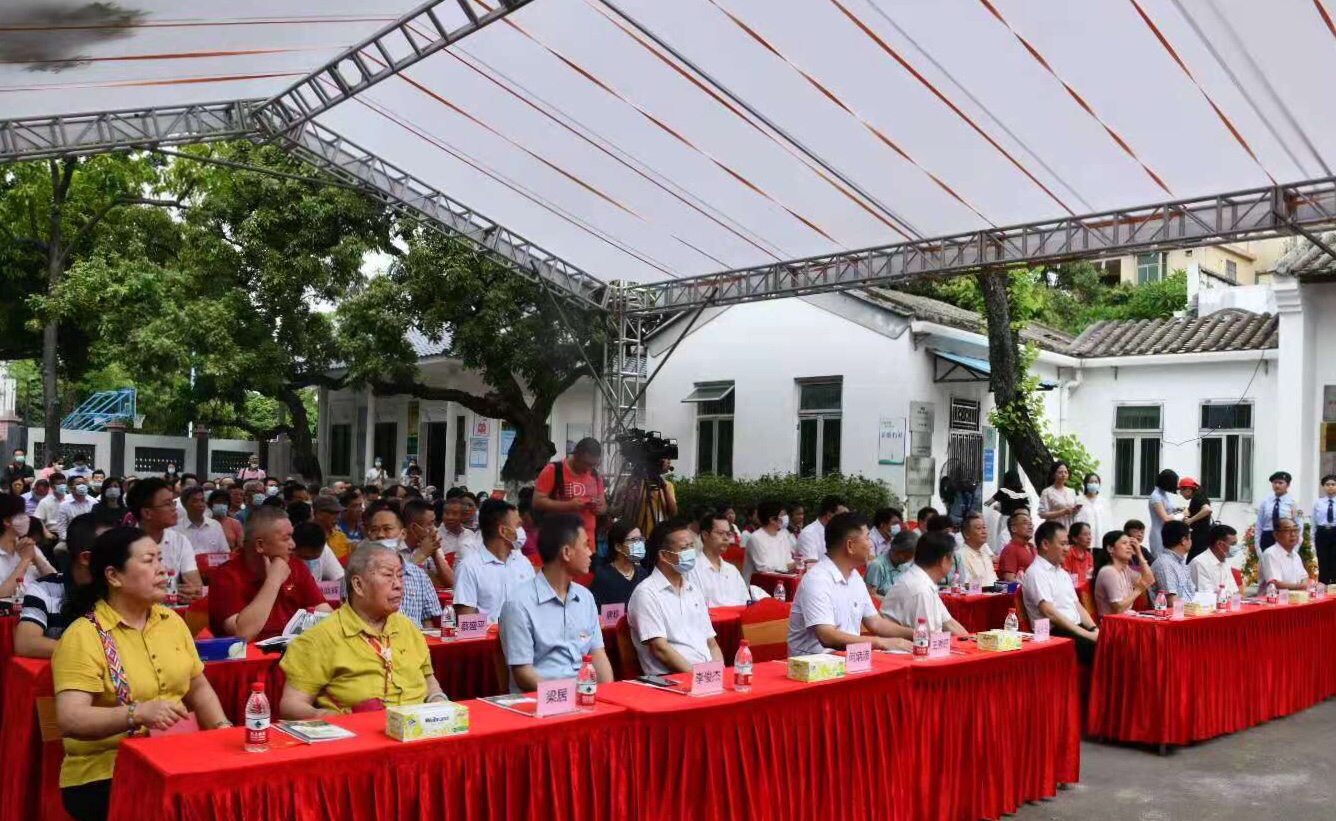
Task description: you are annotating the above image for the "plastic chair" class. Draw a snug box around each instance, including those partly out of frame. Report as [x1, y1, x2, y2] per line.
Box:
[614, 616, 643, 680]
[722, 545, 745, 571]
[1078, 586, 1098, 626]
[1012, 588, 1031, 632]
[1231, 567, 1243, 588]
[739, 598, 792, 662]
[492, 639, 511, 697]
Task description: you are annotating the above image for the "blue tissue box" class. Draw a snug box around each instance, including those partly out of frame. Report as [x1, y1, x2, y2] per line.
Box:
[195, 637, 245, 662]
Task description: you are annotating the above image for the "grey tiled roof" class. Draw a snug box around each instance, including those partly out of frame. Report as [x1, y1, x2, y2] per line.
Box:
[1272, 233, 1336, 277]
[1066, 309, 1277, 357]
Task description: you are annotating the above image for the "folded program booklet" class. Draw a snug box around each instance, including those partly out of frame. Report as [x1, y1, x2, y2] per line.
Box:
[255, 609, 332, 649]
[273, 720, 356, 743]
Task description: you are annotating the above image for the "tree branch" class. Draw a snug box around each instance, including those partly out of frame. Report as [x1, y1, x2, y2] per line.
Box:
[370, 379, 514, 421]
[58, 195, 189, 266]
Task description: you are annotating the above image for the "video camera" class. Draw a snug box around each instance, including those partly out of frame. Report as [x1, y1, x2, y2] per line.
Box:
[614, 428, 679, 475]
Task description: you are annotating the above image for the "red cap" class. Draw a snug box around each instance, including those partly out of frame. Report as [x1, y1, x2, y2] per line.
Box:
[1178, 476, 1200, 490]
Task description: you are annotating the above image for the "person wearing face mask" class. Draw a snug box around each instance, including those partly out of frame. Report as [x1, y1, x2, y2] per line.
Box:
[208, 506, 331, 641]
[741, 501, 797, 582]
[206, 489, 243, 552]
[364, 456, 389, 488]
[263, 479, 282, 501]
[453, 499, 534, 626]
[864, 528, 917, 597]
[173, 487, 229, 566]
[795, 496, 849, 566]
[236, 481, 266, 525]
[1072, 472, 1111, 552]
[869, 507, 904, 557]
[66, 454, 94, 480]
[88, 471, 105, 499]
[787, 513, 915, 656]
[55, 477, 97, 541]
[688, 511, 752, 607]
[0, 493, 57, 598]
[2, 447, 35, 489]
[52, 527, 231, 821]
[360, 502, 440, 629]
[590, 521, 650, 608]
[235, 454, 266, 483]
[95, 478, 124, 513]
[881, 532, 970, 637]
[1189, 523, 1240, 597]
[36, 472, 70, 539]
[291, 521, 346, 584]
[627, 519, 723, 675]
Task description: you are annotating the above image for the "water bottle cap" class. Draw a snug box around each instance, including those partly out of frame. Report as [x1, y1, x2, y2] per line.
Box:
[250, 681, 264, 692]
[582, 654, 592, 663]
[739, 639, 749, 647]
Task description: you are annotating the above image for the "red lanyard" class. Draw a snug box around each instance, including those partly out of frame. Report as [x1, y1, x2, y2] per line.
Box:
[363, 634, 393, 697]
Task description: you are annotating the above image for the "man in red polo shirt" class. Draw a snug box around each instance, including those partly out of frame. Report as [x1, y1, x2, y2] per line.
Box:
[209, 505, 330, 641]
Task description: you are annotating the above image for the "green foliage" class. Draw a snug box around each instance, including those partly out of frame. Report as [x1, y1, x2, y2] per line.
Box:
[673, 473, 900, 521]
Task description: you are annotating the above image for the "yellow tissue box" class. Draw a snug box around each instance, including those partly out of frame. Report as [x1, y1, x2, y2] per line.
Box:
[976, 630, 1023, 652]
[1287, 590, 1310, 605]
[787, 653, 846, 682]
[386, 701, 470, 742]
[1183, 602, 1214, 617]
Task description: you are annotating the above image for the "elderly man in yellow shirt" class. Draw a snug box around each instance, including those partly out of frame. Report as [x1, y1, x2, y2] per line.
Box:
[279, 543, 447, 717]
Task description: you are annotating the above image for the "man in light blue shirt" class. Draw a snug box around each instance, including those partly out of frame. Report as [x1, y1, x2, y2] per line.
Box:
[455, 498, 535, 624]
[500, 513, 612, 692]
[1151, 520, 1196, 607]
[1256, 471, 1302, 551]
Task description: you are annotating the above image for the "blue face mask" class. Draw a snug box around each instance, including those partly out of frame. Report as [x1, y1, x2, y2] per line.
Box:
[303, 558, 322, 577]
[1086, 483, 1101, 495]
[892, 558, 912, 572]
[625, 539, 646, 561]
[104, 487, 121, 501]
[265, 486, 279, 497]
[211, 504, 229, 519]
[670, 547, 697, 574]
[252, 493, 267, 507]
[73, 484, 88, 496]
[1227, 540, 1242, 558]
[55, 484, 68, 495]
[890, 524, 902, 536]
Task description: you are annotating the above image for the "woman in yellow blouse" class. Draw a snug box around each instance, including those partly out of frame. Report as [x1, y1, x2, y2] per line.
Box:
[53, 526, 229, 821]
[279, 542, 446, 717]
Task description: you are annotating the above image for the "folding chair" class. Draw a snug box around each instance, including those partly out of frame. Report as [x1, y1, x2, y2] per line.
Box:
[739, 598, 792, 662]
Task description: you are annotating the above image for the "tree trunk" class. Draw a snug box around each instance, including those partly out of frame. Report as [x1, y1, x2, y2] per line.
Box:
[976, 268, 1052, 489]
[280, 386, 321, 485]
[501, 412, 557, 484]
[41, 160, 71, 465]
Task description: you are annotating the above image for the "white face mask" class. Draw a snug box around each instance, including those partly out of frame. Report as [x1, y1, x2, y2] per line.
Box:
[374, 538, 400, 551]
[514, 526, 527, 551]
[9, 515, 29, 538]
[778, 515, 790, 530]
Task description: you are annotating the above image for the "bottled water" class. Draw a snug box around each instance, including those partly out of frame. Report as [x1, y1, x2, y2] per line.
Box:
[913, 618, 930, 658]
[1003, 608, 1019, 634]
[1266, 582, 1278, 605]
[440, 591, 457, 641]
[1216, 584, 1228, 613]
[733, 640, 754, 693]
[576, 655, 597, 710]
[774, 582, 786, 603]
[1154, 591, 1167, 615]
[244, 681, 270, 753]
[165, 570, 179, 606]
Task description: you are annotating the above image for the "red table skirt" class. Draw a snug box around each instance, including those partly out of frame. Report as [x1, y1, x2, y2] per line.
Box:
[940, 593, 1016, 633]
[1088, 598, 1336, 746]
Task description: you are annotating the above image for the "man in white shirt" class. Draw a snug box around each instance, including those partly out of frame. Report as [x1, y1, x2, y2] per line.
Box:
[34, 473, 68, 537]
[869, 507, 903, 557]
[1021, 521, 1097, 663]
[628, 520, 722, 674]
[688, 511, 751, 606]
[454, 499, 534, 625]
[437, 496, 482, 559]
[954, 512, 997, 587]
[882, 532, 968, 636]
[794, 496, 848, 564]
[175, 486, 231, 558]
[1260, 518, 1309, 591]
[787, 513, 914, 656]
[1189, 523, 1239, 598]
[54, 476, 96, 541]
[743, 500, 797, 582]
[128, 476, 203, 602]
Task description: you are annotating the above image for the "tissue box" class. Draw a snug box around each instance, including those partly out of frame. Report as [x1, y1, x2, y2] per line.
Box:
[1288, 590, 1310, 605]
[1183, 602, 1214, 617]
[976, 630, 1023, 652]
[385, 702, 470, 742]
[787, 653, 846, 682]
[194, 637, 245, 661]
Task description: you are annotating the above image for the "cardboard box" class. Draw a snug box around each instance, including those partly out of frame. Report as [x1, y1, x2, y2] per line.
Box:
[1287, 590, 1310, 605]
[976, 630, 1022, 652]
[787, 653, 846, 682]
[385, 701, 470, 742]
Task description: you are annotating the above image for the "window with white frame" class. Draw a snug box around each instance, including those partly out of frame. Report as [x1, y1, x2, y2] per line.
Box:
[1113, 405, 1162, 497]
[1136, 252, 1164, 284]
[797, 379, 842, 478]
[683, 382, 734, 477]
[1200, 402, 1253, 503]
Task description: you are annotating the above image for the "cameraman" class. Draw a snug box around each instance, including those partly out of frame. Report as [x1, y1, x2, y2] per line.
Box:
[534, 438, 607, 549]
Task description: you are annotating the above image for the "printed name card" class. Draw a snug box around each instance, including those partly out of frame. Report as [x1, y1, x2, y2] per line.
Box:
[599, 603, 626, 629]
[967, 582, 983, 595]
[536, 678, 578, 717]
[690, 661, 725, 696]
[203, 552, 230, 569]
[928, 632, 951, 659]
[318, 580, 343, 601]
[845, 642, 873, 673]
[457, 613, 489, 639]
[1032, 618, 1051, 642]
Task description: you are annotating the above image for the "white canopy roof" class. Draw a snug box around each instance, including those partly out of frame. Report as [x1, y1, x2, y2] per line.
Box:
[6, 0, 1336, 285]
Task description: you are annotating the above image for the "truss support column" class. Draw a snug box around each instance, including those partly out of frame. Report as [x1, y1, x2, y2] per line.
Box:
[601, 285, 646, 481]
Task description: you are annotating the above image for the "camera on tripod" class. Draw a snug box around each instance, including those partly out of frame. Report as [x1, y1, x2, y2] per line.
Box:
[615, 428, 679, 481]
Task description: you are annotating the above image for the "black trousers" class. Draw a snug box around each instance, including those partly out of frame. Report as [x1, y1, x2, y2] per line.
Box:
[1316, 527, 1336, 585]
[62, 780, 112, 821]
[1051, 623, 1097, 666]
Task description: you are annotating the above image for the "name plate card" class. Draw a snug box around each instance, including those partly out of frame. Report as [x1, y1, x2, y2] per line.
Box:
[318, 580, 343, 600]
[845, 642, 872, 673]
[204, 552, 230, 569]
[690, 661, 725, 696]
[928, 632, 951, 659]
[536, 679, 577, 717]
[457, 613, 489, 639]
[967, 581, 983, 594]
[599, 603, 625, 629]
[1032, 618, 1051, 642]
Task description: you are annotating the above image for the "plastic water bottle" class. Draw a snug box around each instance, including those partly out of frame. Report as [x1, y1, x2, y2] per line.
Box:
[1216, 584, 1227, 613]
[1003, 608, 1019, 634]
[1154, 591, 1167, 615]
[165, 570, 179, 606]
[774, 581, 786, 603]
[576, 654, 598, 710]
[913, 617, 930, 658]
[244, 681, 270, 753]
[11, 578, 25, 606]
[734, 640, 754, 693]
[440, 591, 457, 641]
[1266, 581, 1278, 605]
[950, 572, 961, 595]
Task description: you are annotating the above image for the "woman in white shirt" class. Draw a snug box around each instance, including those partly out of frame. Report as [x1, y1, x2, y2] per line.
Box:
[1073, 472, 1113, 545]
[0, 494, 56, 598]
[1147, 469, 1182, 561]
[1037, 461, 1081, 530]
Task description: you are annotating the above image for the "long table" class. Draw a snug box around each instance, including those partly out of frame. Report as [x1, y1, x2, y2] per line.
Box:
[1087, 596, 1336, 747]
[940, 591, 1017, 633]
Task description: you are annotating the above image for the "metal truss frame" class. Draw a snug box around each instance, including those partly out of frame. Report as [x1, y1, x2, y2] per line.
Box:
[0, 100, 260, 163]
[624, 177, 1336, 315]
[252, 0, 537, 138]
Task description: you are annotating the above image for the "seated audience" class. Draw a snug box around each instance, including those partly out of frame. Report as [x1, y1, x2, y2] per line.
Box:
[55, 476, 96, 541]
[787, 512, 914, 656]
[795, 495, 848, 564]
[869, 507, 903, 557]
[881, 531, 968, 636]
[280, 543, 446, 717]
[312, 495, 352, 563]
[127, 478, 202, 603]
[500, 513, 613, 692]
[292, 521, 345, 583]
[400, 499, 452, 588]
[1260, 518, 1310, 591]
[742, 500, 797, 582]
[0, 493, 56, 597]
[1094, 530, 1154, 617]
[208, 506, 330, 641]
[1189, 524, 1240, 598]
[1021, 521, 1098, 663]
[997, 511, 1036, 581]
[954, 512, 997, 587]
[436, 495, 481, 565]
[454, 499, 534, 624]
[15, 512, 110, 658]
[206, 489, 243, 551]
[628, 519, 723, 674]
[689, 511, 751, 606]
[1151, 520, 1197, 607]
[865, 529, 917, 597]
[35, 473, 68, 537]
[1124, 519, 1152, 564]
[52, 527, 230, 821]
[1063, 521, 1095, 583]
[915, 506, 937, 532]
[362, 502, 440, 629]
[175, 486, 230, 559]
[590, 521, 649, 608]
